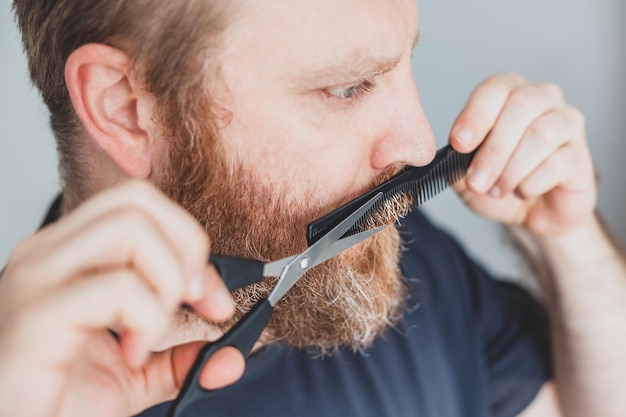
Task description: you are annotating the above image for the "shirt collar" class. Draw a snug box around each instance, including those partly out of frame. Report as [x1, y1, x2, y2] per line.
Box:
[40, 194, 63, 229]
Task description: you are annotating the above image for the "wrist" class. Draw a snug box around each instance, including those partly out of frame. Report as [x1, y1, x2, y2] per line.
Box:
[533, 214, 608, 263]
[510, 213, 623, 294]
[513, 213, 620, 270]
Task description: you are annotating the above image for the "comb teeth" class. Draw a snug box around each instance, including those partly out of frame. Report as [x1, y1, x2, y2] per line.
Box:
[306, 145, 476, 246]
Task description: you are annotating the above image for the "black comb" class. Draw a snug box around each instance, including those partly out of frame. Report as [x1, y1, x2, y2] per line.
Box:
[306, 145, 476, 246]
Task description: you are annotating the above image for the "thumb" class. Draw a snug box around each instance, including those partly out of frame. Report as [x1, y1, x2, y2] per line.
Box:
[130, 342, 246, 414]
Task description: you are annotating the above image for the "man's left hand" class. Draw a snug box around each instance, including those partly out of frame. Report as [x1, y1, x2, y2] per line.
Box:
[449, 73, 596, 237]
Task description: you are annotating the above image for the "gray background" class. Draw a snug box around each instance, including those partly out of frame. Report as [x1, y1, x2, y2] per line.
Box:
[1, 0, 625, 278]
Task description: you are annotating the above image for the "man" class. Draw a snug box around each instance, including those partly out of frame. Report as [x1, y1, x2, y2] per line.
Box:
[1, 0, 625, 416]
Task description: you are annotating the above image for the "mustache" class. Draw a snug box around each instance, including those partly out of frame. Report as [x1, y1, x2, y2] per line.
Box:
[337, 165, 415, 230]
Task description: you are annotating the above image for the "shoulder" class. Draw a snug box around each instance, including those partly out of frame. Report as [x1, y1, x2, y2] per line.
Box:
[397, 211, 551, 417]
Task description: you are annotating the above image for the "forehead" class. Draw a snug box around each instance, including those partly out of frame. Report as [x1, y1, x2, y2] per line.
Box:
[220, 0, 418, 80]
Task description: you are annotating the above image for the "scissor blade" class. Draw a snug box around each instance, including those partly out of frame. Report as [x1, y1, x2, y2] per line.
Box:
[267, 193, 383, 306]
[263, 225, 386, 277]
[308, 225, 386, 268]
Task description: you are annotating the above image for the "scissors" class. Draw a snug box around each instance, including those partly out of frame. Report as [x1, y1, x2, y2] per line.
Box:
[167, 193, 386, 417]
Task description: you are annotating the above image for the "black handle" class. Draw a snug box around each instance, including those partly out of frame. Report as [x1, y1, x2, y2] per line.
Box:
[166, 298, 274, 417]
[306, 146, 477, 245]
[209, 255, 265, 291]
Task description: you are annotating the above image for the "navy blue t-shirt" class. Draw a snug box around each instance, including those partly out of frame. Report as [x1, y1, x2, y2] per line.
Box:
[134, 210, 551, 417]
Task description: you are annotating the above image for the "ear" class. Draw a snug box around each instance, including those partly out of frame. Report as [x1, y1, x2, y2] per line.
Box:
[65, 43, 156, 179]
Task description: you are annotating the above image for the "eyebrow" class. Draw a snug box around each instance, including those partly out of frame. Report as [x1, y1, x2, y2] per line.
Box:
[300, 29, 421, 87]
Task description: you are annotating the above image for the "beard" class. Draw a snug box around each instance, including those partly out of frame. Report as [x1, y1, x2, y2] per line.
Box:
[154, 105, 409, 354]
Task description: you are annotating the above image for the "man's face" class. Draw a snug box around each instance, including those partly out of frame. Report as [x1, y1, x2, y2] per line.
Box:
[155, 0, 436, 352]
[217, 0, 435, 211]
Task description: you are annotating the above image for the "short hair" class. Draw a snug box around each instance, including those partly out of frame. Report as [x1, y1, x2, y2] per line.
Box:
[12, 0, 230, 200]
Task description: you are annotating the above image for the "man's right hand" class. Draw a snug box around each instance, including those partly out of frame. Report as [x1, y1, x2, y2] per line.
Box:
[0, 180, 245, 417]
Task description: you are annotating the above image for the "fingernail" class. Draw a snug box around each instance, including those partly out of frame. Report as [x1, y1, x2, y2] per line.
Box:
[488, 185, 502, 198]
[454, 128, 474, 148]
[188, 274, 205, 301]
[467, 167, 489, 192]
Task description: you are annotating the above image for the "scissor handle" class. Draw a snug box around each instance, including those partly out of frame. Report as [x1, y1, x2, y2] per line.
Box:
[166, 298, 274, 417]
[209, 255, 265, 291]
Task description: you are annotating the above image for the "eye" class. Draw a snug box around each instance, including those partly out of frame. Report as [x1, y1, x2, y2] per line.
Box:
[326, 80, 375, 100]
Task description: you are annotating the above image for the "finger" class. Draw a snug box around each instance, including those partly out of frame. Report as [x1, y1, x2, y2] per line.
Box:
[199, 346, 246, 390]
[515, 144, 582, 200]
[16, 208, 189, 311]
[491, 105, 584, 197]
[450, 73, 527, 152]
[134, 343, 245, 413]
[131, 341, 205, 410]
[516, 144, 596, 233]
[188, 264, 235, 323]
[6, 207, 235, 325]
[466, 83, 565, 194]
[13, 269, 171, 369]
[22, 180, 209, 290]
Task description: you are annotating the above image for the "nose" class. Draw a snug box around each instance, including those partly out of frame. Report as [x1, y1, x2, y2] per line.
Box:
[369, 75, 436, 170]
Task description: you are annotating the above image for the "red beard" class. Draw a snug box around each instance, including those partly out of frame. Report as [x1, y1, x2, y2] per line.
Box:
[154, 110, 407, 353]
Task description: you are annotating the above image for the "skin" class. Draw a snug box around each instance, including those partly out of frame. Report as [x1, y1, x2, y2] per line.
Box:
[0, 182, 246, 416]
[213, 0, 436, 212]
[1, 0, 625, 416]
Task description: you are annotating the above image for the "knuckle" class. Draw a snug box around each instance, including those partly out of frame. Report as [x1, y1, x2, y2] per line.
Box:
[114, 271, 168, 316]
[541, 82, 564, 101]
[547, 156, 565, 177]
[527, 123, 553, 147]
[481, 143, 507, 164]
[117, 206, 154, 232]
[503, 72, 524, 84]
[480, 76, 512, 96]
[502, 72, 527, 87]
[510, 72, 527, 83]
[508, 87, 538, 113]
[566, 105, 586, 129]
[7, 238, 33, 265]
[122, 250, 183, 308]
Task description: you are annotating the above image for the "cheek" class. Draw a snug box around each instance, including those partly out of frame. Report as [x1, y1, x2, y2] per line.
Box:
[219, 97, 375, 209]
